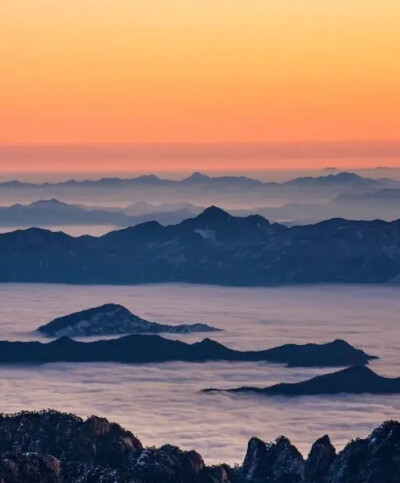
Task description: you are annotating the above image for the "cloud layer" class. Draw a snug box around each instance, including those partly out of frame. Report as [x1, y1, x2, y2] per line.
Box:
[0, 282, 398, 465]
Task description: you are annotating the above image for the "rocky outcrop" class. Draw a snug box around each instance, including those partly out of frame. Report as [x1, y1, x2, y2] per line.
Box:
[129, 444, 206, 482]
[0, 336, 375, 367]
[304, 436, 336, 483]
[242, 436, 304, 482]
[0, 453, 62, 483]
[239, 421, 400, 483]
[0, 411, 142, 467]
[326, 420, 400, 483]
[0, 411, 399, 482]
[37, 303, 219, 338]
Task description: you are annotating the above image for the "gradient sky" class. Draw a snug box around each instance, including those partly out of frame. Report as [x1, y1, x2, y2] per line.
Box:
[1, 1, 400, 172]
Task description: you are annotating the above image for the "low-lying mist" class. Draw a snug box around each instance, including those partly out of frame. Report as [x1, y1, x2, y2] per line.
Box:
[0, 283, 398, 464]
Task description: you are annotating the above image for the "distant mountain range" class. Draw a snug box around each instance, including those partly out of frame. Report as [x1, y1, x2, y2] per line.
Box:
[0, 171, 396, 207]
[282, 171, 379, 187]
[0, 206, 399, 285]
[0, 171, 384, 189]
[0, 199, 201, 228]
[0, 189, 399, 230]
[238, 187, 400, 225]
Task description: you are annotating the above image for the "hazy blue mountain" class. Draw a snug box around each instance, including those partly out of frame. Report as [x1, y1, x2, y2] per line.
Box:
[335, 188, 400, 204]
[0, 199, 132, 226]
[123, 201, 203, 216]
[181, 171, 267, 187]
[0, 171, 379, 190]
[283, 171, 379, 187]
[0, 199, 198, 228]
[234, 186, 400, 224]
[0, 171, 393, 206]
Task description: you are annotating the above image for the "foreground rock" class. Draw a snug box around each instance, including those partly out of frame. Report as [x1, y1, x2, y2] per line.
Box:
[37, 303, 219, 337]
[0, 336, 374, 367]
[0, 411, 142, 466]
[240, 420, 400, 482]
[204, 366, 400, 396]
[241, 435, 304, 482]
[0, 410, 398, 482]
[303, 435, 336, 482]
[0, 453, 62, 483]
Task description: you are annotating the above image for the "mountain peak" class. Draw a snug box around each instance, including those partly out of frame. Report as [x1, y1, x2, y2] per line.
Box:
[195, 206, 232, 222]
[339, 365, 377, 378]
[183, 172, 211, 183]
[133, 174, 161, 182]
[333, 172, 365, 181]
[30, 199, 67, 207]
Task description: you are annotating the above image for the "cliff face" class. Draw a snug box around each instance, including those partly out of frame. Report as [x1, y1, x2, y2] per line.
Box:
[0, 410, 399, 483]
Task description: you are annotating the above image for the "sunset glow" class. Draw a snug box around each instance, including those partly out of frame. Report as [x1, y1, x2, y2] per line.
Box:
[1, 1, 400, 171]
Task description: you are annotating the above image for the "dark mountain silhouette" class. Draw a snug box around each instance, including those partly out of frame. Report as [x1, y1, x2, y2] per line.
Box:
[0, 206, 399, 285]
[37, 303, 219, 337]
[0, 410, 398, 482]
[248, 339, 376, 367]
[204, 366, 400, 396]
[0, 336, 374, 366]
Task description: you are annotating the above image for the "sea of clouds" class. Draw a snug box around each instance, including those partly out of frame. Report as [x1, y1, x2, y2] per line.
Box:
[0, 283, 398, 464]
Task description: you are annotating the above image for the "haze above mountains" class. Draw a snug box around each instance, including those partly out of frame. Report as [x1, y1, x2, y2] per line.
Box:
[0, 170, 399, 229]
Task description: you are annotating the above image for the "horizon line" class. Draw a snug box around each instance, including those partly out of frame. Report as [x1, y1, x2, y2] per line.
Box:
[1, 141, 400, 174]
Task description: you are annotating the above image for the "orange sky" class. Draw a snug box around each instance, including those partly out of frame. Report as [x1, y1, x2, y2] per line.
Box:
[1, 1, 400, 171]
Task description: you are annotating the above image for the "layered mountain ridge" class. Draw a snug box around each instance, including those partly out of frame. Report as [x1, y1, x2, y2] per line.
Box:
[0, 206, 399, 285]
[0, 336, 374, 366]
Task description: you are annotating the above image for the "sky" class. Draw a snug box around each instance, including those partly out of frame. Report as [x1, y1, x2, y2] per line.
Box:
[1, 1, 400, 174]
